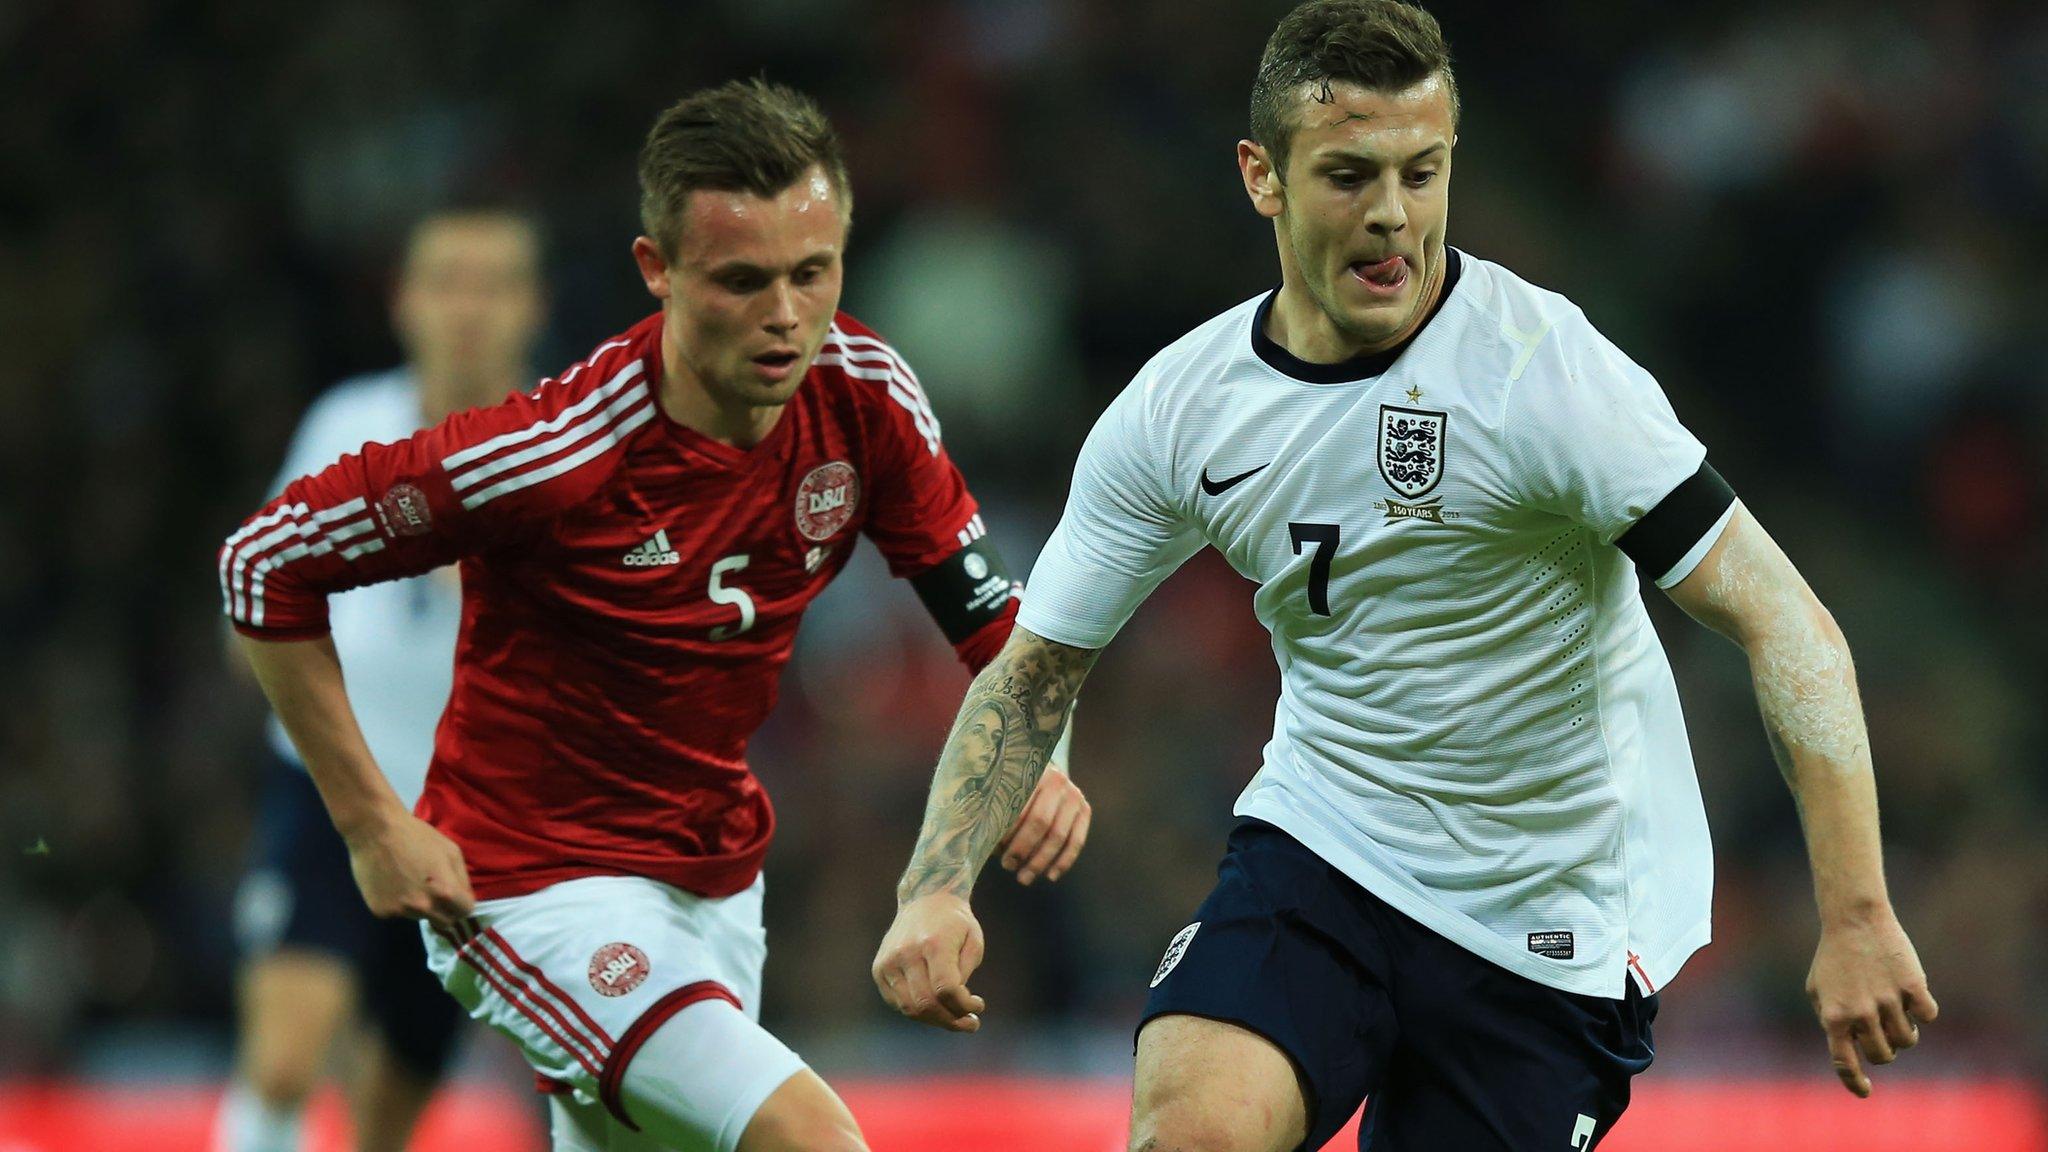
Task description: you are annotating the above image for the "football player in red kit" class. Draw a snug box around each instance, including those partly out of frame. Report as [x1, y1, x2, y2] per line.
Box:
[218, 80, 1090, 1152]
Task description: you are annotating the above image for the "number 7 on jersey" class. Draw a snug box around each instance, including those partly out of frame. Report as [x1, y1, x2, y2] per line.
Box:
[1289, 521, 1339, 616]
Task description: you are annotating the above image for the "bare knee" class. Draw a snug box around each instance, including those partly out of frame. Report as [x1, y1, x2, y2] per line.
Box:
[237, 952, 353, 1108]
[243, 1044, 324, 1108]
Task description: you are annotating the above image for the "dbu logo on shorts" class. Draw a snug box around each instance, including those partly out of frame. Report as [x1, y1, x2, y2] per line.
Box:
[588, 942, 651, 997]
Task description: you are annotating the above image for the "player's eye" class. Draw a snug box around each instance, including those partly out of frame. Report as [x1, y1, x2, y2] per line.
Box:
[718, 273, 767, 293]
[1406, 170, 1438, 187]
[1327, 171, 1365, 189]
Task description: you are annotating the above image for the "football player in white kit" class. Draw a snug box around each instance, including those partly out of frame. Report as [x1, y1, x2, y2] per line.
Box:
[214, 207, 545, 1152]
[874, 2, 1939, 1149]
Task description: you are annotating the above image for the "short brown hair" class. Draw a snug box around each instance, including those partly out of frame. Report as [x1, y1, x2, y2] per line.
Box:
[1250, 0, 1458, 179]
[637, 79, 852, 256]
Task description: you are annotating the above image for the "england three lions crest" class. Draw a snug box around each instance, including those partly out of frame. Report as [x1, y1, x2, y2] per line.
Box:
[1377, 405, 1447, 499]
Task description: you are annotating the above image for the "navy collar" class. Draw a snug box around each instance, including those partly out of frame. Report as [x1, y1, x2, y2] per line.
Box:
[1252, 247, 1463, 384]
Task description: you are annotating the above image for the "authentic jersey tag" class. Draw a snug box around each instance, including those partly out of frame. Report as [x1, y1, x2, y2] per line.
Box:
[1528, 930, 1575, 960]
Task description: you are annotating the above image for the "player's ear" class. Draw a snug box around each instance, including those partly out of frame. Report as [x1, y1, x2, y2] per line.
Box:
[1238, 140, 1284, 220]
[631, 236, 673, 301]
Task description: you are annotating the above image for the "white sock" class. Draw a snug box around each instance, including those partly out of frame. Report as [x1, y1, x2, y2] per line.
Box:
[210, 1080, 305, 1152]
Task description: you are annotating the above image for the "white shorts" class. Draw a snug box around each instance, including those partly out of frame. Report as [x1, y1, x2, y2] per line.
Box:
[422, 874, 806, 1142]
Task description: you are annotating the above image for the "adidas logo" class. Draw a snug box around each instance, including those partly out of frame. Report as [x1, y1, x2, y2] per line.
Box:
[623, 530, 681, 567]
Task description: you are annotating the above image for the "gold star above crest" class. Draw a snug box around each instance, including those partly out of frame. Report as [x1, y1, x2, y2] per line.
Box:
[1404, 384, 1424, 404]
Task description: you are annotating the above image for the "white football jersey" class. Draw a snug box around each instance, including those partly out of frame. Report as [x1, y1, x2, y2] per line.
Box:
[262, 369, 463, 809]
[1020, 250, 1731, 998]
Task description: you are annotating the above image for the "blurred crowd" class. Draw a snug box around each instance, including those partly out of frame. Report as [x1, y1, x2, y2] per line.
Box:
[2, 0, 2043, 1084]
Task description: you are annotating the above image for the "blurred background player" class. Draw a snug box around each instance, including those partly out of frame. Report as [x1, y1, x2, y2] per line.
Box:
[213, 207, 547, 1152]
[875, 2, 1937, 1149]
[217, 80, 1087, 1152]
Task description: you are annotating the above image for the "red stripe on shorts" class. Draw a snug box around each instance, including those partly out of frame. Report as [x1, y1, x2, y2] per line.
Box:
[598, 980, 743, 1131]
[486, 927, 619, 1048]
[458, 944, 607, 1081]
[467, 932, 611, 1068]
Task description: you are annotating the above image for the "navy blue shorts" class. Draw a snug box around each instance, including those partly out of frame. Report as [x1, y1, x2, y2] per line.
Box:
[1140, 819, 1657, 1151]
[233, 750, 464, 1079]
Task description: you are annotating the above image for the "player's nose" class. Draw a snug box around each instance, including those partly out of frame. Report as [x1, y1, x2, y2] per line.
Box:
[763, 280, 799, 333]
[1360, 176, 1408, 235]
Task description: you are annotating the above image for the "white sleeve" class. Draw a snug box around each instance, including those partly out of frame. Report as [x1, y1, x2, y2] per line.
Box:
[1016, 381, 1203, 650]
[1502, 309, 1707, 546]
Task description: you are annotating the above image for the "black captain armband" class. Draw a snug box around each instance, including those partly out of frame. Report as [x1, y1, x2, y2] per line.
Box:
[1616, 461, 1737, 583]
[911, 537, 1017, 644]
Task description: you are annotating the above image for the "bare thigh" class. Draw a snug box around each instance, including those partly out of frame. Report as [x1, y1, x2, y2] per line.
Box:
[1130, 1014, 1311, 1152]
[237, 949, 356, 1104]
[735, 1070, 865, 1152]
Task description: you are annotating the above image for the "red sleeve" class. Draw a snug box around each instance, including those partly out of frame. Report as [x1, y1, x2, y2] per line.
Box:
[825, 318, 1014, 671]
[829, 322, 984, 578]
[953, 598, 1019, 672]
[219, 351, 655, 638]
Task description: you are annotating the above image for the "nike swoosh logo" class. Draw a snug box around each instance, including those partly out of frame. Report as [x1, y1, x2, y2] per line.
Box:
[1200, 463, 1270, 496]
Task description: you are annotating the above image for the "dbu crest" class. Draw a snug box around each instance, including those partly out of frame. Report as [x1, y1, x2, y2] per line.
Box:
[587, 941, 650, 997]
[1377, 405, 1447, 499]
[794, 461, 860, 541]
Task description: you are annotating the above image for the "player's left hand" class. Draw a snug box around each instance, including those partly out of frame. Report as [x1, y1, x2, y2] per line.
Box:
[997, 766, 1091, 886]
[1806, 907, 1939, 1098]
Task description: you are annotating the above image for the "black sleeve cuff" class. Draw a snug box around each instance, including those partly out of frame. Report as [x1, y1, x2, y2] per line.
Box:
[1616, 461, 1736, 580]
[909, 537, 1018, 644]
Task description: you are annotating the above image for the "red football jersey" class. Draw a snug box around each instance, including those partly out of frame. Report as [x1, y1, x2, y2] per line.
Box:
[220, 312, 1015, 900]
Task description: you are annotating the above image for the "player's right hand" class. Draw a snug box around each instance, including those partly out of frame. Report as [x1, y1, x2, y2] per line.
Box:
[872, 893, 986, 1033]
[343, 808, 476, 930]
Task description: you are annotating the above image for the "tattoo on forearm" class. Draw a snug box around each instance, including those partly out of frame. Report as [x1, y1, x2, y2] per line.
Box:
[898, 631, 1098, 903]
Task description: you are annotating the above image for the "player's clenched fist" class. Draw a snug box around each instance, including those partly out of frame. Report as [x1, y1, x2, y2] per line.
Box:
[998, 766, 1092, 886]
[873, 893, 987, 1032]
[343, 808, 476, 930]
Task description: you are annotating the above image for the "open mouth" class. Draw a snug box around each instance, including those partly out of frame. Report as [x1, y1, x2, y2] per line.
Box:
[748, 348, 803, 384]
[1349, 255, 1409, 295]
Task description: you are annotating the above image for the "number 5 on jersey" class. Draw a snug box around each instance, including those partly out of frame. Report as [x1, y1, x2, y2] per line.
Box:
[708, 554, 756, 640]
[1289, 522, 1339, 616]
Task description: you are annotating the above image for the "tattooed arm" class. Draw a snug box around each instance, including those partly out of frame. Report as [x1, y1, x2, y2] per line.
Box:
[1666, 504, 1937, 1097]
[873, 626, 1100, 1030]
